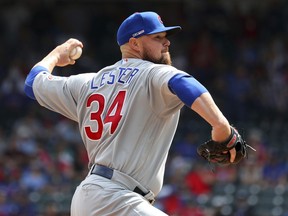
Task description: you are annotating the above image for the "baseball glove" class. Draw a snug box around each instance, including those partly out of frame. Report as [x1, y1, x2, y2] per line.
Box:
[197, 126, 254, 166]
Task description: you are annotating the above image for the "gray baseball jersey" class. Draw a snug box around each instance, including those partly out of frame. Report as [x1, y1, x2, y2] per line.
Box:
[33, 58, 186, 195]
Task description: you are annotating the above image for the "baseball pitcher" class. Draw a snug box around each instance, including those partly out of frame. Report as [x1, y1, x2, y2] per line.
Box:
[24, 11, 247, 216]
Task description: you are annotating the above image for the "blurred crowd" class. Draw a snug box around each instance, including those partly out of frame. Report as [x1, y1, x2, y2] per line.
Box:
[1, 0, 288, 215]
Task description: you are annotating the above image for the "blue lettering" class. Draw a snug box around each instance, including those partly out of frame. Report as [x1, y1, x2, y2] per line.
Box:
[100, 71, 110, 87]
[126, 68, 139, 83]
[90, 67, 140, 90]
[91, 78, 98, 89]
[118, 67, 127, 84]
[108, 71, 115, 84]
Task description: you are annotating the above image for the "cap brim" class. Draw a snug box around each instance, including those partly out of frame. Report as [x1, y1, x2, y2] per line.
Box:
[149, 26, 182, 36]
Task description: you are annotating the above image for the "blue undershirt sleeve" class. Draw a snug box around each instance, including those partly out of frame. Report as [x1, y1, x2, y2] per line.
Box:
[24, 65, 49, 100]
[168, 73, 208, 107]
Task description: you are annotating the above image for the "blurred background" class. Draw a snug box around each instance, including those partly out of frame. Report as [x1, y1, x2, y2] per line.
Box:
[0, 0, 288, 215]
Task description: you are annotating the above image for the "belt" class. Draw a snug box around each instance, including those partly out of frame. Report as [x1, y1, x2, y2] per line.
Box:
[90, 164, 155, 204]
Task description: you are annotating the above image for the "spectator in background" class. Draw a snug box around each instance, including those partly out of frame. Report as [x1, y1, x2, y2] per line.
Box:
[20, 161, 48, 191]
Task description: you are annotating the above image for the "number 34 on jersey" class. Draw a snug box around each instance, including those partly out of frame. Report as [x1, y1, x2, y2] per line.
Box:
[84, 90, 126, 141]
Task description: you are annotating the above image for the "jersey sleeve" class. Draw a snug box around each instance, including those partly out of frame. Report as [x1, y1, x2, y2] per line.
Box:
[146, 65, 187, 116]
[33, 70, 93, 122]
[24, 66, 49, 100]
[168, 73, 208, 107]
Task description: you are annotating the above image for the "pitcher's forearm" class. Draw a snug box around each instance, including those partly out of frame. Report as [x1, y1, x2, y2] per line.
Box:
[34, 54, 59, 73]
[191, 92, 231, 142]
[34, 38, 83, 73]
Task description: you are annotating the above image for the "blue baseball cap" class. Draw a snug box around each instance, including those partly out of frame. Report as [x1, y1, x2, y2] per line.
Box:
[117, 11, 182, 46]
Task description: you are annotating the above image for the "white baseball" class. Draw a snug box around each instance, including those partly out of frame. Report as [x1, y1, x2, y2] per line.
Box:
[70, 46, 82, 60]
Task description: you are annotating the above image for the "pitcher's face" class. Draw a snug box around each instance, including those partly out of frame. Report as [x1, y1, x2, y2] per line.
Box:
[139, 32, 172, 65]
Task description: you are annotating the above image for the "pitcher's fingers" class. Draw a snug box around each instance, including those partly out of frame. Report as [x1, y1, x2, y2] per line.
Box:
[229, 148, 236, 163]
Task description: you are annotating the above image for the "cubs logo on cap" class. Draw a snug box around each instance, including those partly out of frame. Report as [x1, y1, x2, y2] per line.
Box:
[117, 11, 182, 46]
[158, 15, 163, 24]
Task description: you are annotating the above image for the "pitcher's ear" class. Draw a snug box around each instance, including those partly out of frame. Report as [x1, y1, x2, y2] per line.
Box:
[129, 38, 141, 51]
